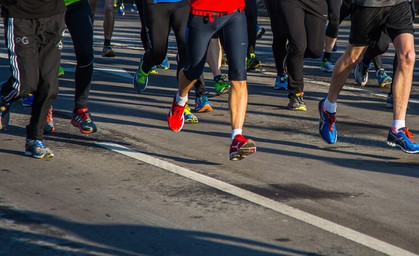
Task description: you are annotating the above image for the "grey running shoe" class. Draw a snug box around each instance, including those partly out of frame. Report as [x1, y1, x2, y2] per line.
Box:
[25, 139, 54, 159]
[287, 92, 307, 111]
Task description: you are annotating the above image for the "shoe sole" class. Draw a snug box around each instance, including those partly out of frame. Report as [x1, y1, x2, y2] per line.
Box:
[71, 119, 97, 134]
[379, 78, 392, 88]
[247, 63, 262, 71]
[230, 140, 256, 161]
[25, 151, 54, 159]
[102, 51, 115, 57]
[288, 106, 307, 111]
[195, 105, 213, 113]
[216, 87, 231, 95]
[273, 86, 287, 90]
[387, 140, 419, 154]
[320, 67, 333, 73]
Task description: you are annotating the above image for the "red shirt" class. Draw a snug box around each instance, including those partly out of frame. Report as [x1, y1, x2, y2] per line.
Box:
[190, 0, 245, 13]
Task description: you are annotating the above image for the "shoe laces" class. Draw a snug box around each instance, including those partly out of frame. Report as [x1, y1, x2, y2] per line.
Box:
[327, 112, 337, 131]
[401, 127, 416, 142]
[76, 108, 91, 122]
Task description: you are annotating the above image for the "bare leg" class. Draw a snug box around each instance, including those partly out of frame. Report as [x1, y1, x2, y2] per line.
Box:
[90, 0, 98, 20]
[327, 44, 366, 103]
[178, 70, 197, 99]
[324, 36, 337, 53]
[104, 0, 115, 41]
[207, 38, 222, 77]
[392, 33, 415, 121]
[229, 81, 248, 130]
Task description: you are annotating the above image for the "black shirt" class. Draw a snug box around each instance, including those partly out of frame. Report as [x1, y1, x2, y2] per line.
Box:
[1, 0, 65, 19]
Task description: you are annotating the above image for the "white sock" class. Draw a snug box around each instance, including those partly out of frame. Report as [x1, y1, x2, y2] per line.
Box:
[231, 129, 242, 141]
[175, 92, 188, 106]
[323, 98, 337, 113]
[392, 120, 405, 132]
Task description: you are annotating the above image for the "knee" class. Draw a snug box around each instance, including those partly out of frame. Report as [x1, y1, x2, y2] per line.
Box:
[306, 45, 324, 58]
[398, 49, 416, 69]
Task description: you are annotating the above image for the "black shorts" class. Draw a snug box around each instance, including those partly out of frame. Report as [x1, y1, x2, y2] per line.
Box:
[349, 1, 414, 46]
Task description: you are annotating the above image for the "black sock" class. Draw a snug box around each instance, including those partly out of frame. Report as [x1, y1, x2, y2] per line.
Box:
[104, 39, 111, 46]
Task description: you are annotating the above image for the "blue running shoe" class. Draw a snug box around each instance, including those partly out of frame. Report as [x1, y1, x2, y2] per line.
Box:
[150, 66, 158, 74]
[133, 60, 150, 93]
[158, 56, 170, 70]
[318, 99, 337, 144]
[376, 69, 392, 88]
[25, 139, 54, 159]
[0, 82, 11, 130]
[195, 94, 213, 113]
[387, 127, 419, 153]
[130, 3, 139, 13]
[274, 73, 287, 90]
[256, 25, 265, 40]
[22, 94, 34, 107]
[117, 3, 125, 15]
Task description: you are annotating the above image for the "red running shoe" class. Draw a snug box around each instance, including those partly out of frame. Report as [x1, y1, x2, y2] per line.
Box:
[71, 108, 97, 134]
[168, 96, 185, 132]
[229, 134, 256, 160]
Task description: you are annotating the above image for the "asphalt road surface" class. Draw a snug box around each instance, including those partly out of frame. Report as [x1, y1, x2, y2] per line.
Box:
[1, 6, 419, 256]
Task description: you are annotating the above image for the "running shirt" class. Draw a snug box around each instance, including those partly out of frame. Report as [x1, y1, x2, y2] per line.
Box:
[0, 0, 66, 18]
[352, 0, 407, 7]
[190, 0, 245, 12]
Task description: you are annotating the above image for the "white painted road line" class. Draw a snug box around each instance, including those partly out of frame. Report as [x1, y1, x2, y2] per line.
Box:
[96, 141, 418, 256]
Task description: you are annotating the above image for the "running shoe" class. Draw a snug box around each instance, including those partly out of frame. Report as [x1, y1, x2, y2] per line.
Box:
[318, 99, 337, 144]
[131, 3, 139, 13]
[256, 25, 265, 40]
[195, 94, 213, 113]
[287, 92, 307, 111]
[133, 60, 149, 93]
[44, 106, 55, 134]
[168, 96, 185, 132]
[150, 66, 158, 75]
[58, 66, 65, 77]
[376, 69, 392, 88]
[221, 54, 228, 67]
[387, 127, 419, 153]
[274, 73, 288, 90]
[353, 62, 369, 86]
[229, 134, 256, 160]
[214, 75, 230, 95]
[102, 45, 115, 57]
[25, 139, 54, 159]
[0, 85, 11, 130]
[22, 94, 34, 107]
[158, 56, 170, 70]
[184, 104, 198, 124]
[117, 3, 125, 15]
[71, 108, 97, 134]
[320, 59, 334, 73]
[246, 53, 262, 71]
